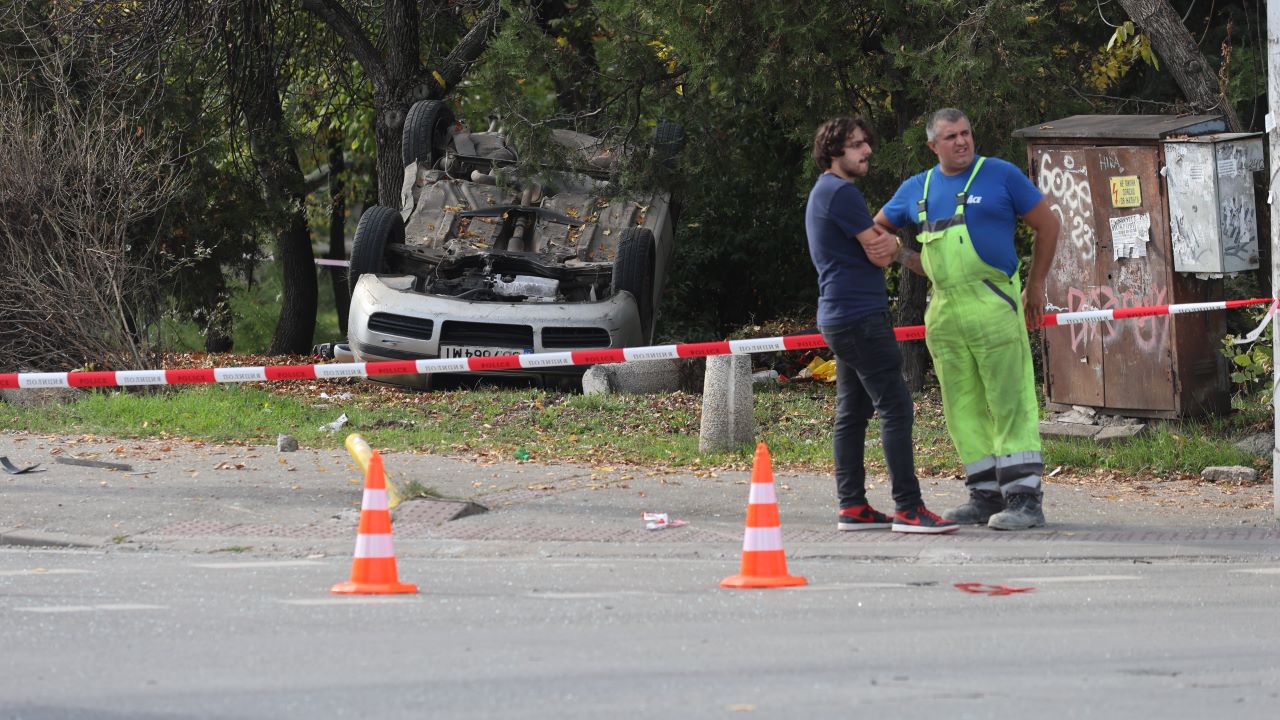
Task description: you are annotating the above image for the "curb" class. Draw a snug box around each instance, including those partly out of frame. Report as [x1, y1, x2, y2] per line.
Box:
[0, 529, 108, 549]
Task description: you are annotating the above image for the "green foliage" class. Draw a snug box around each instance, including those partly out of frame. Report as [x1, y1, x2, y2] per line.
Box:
[1088, 21, 1160, 93]
[13, 0, 1267, 354]
[464, 1, 1105, 339]
[1223, 42, 1264, 117]
[146, 78, 270, 349]
[1221, 308, 1273, 402]
[461, 10, 565, 171]
[1080, 1, 1269, 132]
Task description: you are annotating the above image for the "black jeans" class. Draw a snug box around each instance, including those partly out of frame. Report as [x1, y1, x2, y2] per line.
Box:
[820, 311, 922, 511]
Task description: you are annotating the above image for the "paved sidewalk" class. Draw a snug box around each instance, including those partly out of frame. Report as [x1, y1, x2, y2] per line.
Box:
[2, 432, 1277, 562]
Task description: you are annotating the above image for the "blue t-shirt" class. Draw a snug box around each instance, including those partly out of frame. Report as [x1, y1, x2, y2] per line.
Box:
[804, 172, 886, 325]
[880, 156, 1042, 278]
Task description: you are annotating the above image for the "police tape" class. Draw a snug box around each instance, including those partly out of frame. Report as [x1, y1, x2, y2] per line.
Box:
[2, 297, 1273, 390]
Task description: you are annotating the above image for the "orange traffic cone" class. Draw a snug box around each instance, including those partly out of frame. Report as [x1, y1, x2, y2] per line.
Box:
[332, 450, 418, 595]
[721, 442, 807, 589]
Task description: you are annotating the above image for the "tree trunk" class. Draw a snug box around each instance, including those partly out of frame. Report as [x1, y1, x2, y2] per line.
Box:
[197, 255, 235, 353]
[892, 230, 930, 392]
[889, 91, 931, 391]
[234, 0, 317, 355]
[327, 131, 350, 334]
[373, 91, 406, 206]
[1115, 0, 1243, 131]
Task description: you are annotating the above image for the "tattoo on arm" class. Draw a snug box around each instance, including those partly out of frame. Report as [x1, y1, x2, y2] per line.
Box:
[896, 248, 924, 275]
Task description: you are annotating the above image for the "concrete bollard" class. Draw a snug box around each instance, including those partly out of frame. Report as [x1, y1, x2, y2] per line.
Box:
[699, 354, 755, 453]
[582, 359, 682, 395]
[1200, 466, 1259, 484]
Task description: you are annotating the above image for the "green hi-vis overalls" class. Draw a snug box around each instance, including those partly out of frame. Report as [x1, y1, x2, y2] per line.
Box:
[916, 157, 1042, 497]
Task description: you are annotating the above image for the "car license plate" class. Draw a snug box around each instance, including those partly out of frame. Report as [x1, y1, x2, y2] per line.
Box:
[440, 345, 528, 359]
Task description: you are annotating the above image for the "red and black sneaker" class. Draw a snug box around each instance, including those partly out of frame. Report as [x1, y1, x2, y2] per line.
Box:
[837, 504, 893, 531]
[892, 505, 960, 534]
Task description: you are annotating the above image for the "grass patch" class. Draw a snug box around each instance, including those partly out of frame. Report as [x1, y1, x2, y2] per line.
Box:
[1043, 419, 1261, 475]
[400, 479, 443, 500]
[3, 377, 1265, 478]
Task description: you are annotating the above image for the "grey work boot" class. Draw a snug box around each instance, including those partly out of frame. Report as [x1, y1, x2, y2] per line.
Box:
[942, 490, 1005, 525]
[987, 492, 1045, 531]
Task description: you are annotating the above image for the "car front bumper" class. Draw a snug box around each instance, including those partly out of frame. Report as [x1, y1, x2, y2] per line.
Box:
[346, 274, 645, 388]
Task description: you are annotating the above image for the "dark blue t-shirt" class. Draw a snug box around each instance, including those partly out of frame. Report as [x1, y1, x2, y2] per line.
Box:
[805, 172, 886, 325]
[880, 156, 1042, 278]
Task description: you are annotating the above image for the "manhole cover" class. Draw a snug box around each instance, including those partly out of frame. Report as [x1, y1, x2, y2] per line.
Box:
[393, 498, 488, 525]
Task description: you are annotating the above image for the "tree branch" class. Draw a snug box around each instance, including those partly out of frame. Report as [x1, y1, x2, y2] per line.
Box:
[1115, 0, 1242, 131]
[300, 0, 388, 92]
[438, 0, 501, 92]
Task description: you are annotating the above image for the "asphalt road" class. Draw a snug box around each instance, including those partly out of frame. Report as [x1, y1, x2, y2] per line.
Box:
[3, 432, 1277, 557]
[2, 430, 1279, 718]
[1, 549, 1278, 719]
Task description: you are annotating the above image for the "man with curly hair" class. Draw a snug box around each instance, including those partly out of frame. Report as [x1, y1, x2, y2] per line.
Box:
[804, 116, 958, 535]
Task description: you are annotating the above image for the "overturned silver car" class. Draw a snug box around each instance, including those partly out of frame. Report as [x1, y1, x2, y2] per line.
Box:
[334, 101, 682, 389]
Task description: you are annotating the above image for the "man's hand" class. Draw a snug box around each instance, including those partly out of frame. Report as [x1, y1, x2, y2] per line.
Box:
[1022, 280, 1046, 330]
[856, 225, 899, 268]
[872, 209, 925, 275]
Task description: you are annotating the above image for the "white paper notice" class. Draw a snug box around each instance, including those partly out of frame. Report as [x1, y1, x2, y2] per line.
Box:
[1110, 213, 1152, 260]
[1187, 164, 1207, 183]
[1216, 157, 1239, 178]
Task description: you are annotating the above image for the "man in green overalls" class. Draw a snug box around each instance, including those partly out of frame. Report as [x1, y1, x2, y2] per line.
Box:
[874, 109, 1060, 530]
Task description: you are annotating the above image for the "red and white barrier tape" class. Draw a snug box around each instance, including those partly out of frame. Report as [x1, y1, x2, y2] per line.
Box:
[3, 298, 1273, 390]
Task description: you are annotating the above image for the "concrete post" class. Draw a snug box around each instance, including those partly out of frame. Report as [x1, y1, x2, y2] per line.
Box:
[581, 359, 681, 395]
[699, 354, 755, 453]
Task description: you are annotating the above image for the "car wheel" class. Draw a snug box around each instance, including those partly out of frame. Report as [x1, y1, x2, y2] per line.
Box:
[350, 205, 405, 297]
[653, 121, 685, 172]
[401, 99, 456, 168]
[612, 228, 656, 343]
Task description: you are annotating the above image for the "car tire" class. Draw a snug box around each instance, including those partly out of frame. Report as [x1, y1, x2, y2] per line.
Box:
[401, 99, 456, 168]
[350, 205, 404, 297]
[612, 228, 656, 343]
[653, 121, 685, 172]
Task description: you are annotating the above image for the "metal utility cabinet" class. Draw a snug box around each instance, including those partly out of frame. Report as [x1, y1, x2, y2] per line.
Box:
[1012, 115, 1265, 419]
[1164, 135, 1265, 273]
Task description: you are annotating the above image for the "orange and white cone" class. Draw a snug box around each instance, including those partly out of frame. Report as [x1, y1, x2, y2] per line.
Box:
[721, 442, 807, 589]
[331, 450, 417, 595]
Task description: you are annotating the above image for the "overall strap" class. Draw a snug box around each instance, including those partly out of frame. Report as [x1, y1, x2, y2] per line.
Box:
[915, 169, 934, 224]
[917, 156, 986, 222]
[953, 156, 987, 217]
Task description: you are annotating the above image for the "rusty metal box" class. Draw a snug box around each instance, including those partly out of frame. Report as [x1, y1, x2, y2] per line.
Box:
[1163, 133, 1264, 274]
[1012, 114, 1236, 419]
